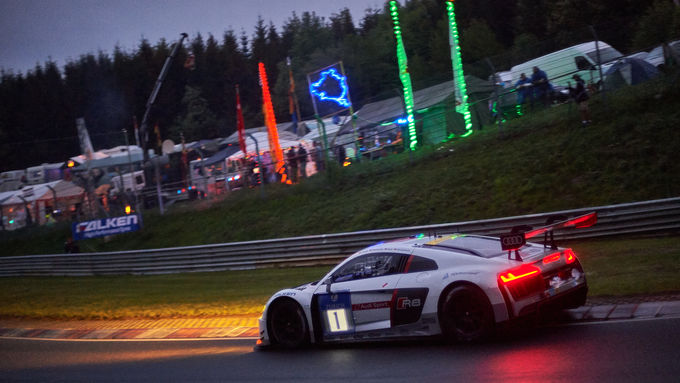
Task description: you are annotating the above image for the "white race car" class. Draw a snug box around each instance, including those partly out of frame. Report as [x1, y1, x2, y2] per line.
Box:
[257, 213, 596, 348]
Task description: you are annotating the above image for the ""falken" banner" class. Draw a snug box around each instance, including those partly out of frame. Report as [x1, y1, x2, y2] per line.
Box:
[72, 214, 141, 241]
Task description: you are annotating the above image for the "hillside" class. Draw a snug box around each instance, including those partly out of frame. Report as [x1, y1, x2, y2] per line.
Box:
[3, 76, 680, 256]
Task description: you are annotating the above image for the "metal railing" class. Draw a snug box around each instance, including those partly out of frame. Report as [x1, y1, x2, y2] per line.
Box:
[1, 197, 678, 277]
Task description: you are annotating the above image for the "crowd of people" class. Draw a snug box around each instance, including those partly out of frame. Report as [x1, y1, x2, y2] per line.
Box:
[512, 65, 592, 125]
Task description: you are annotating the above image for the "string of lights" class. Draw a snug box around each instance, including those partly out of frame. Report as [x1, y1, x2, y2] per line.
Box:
[389, 1, 417, 151]
[446, 0, 473, 138]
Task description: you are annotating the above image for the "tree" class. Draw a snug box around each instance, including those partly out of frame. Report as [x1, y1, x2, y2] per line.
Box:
[632, 0, 680, 50]
[460, 19, 504, 63]
[171, 86, 219, 142]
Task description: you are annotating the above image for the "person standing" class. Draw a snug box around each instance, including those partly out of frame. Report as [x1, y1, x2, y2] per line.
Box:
[569, 74, 591, 126]
[286, 146, 298, 183]
[337, 144, 346, 166]
[531, 66, 551, 108]
[514, 73, 531, 114]
[312, 141, 325, 173]
[297, 144, 308, 178]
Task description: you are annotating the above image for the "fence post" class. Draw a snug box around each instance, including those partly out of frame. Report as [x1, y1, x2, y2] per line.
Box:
[485, 58, 504, 134]
[590, 25, 608, 110]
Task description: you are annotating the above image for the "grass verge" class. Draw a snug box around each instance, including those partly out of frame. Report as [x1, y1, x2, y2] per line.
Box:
[1, 235, 677, 320]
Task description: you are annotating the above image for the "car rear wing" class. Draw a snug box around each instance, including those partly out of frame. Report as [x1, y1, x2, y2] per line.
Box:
[500, 212, 597, 260]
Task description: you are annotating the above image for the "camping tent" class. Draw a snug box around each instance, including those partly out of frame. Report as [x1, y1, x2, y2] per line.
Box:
[1, 180, 85, 228]
[604, 58, 660, 90]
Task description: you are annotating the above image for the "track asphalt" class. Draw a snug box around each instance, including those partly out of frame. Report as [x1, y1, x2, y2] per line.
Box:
[1, 300, 679, 341]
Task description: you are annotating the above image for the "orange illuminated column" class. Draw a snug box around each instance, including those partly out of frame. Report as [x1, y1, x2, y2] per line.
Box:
[258, 62, 288, 183]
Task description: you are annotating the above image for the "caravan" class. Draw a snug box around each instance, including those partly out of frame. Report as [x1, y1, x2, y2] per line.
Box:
[111, 171, 145, 194]
[510, 41, 623, 88]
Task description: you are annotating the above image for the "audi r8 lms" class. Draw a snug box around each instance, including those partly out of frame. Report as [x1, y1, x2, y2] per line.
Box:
[257, 213, 596, 349]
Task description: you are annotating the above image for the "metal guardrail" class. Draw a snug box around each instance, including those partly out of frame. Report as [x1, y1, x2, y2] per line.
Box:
[1, 197, 679, 277]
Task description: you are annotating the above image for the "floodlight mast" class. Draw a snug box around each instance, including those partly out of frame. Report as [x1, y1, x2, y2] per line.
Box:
[140, 32, 188, 163]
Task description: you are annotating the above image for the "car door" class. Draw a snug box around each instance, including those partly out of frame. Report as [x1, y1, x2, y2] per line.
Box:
[315, 252, 409, 338]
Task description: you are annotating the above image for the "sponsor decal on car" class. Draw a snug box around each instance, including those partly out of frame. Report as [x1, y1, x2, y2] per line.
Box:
[352, 301, 391, 311]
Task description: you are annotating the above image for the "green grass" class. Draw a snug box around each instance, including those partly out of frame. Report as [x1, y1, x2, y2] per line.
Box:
[0, 236, 677, 320]
[0, 266, 331, 320]
[570, 236, 680, 296]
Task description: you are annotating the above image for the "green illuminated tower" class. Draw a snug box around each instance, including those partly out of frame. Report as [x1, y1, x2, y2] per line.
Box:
[389, 1, 417, 151]
[446, 0, 473, 137]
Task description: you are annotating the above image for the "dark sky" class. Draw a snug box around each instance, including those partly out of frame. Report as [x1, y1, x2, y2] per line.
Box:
[0, 0, 381, 75]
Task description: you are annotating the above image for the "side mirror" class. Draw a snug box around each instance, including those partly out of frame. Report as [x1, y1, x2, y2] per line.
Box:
[323, 278, 332, 293]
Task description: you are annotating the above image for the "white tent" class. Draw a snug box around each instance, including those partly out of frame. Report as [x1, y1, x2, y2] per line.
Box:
[2, 180, 83, 205]
[301, 117, 342, 143]
[226, 131, 303, 160]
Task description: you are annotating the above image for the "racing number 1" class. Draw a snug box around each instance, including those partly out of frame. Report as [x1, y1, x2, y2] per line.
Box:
[326, 308, 349, 332]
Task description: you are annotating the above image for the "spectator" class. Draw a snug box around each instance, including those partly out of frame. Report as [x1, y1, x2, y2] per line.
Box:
[514, 73, 531, 114]
[64, 237, 80, 253]
[531, 66, 551, 108]
[297, 144, 308, 178]
[312, 141, 325, 173]
[286, 147, 298, 183]
[337, 144, 346, 166]
[569, 74, 591, 126]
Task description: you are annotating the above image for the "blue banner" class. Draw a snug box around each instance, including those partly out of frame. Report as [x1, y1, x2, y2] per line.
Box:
[72, 214, 141, 241]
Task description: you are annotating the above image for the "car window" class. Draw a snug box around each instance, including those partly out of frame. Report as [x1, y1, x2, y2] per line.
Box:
[586, 47, 622, 64]
[332, 253, 406, 283]
[406, 256, 438, 272]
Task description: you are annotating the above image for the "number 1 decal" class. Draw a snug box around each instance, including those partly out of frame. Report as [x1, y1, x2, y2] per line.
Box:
[318, 292, 354, 336]
[326, 308, 349, 332]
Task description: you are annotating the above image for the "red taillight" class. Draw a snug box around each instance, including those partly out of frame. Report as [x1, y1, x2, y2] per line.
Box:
[565, 249, 576, 264]
[499, 264, 540, 284]
[542, 253, 561, 265]
[499, 264, 543, 300]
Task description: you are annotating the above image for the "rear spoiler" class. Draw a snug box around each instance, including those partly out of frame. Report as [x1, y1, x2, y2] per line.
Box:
[500, 212, 597, 260]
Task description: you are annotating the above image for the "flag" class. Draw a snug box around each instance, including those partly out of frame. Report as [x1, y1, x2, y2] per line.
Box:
[258, 62, 286, 182]
[287, 57, 298, 130]
[235, 85, 247, 154]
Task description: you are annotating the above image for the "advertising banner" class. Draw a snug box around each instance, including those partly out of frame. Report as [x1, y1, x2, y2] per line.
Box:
[72, 214, 141, 241]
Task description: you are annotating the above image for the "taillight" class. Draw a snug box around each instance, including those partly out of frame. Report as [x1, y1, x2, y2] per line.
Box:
[499, 264, 543, 300]
[542, 252, 561, 265]
[499, 264, 540, 284]
[565, 249, 576, 264]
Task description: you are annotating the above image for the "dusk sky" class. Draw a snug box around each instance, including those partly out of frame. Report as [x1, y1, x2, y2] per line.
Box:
[0, 0, 382, 75]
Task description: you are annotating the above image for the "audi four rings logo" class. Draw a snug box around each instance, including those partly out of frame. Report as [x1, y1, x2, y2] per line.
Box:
[500, 234, 525, 250]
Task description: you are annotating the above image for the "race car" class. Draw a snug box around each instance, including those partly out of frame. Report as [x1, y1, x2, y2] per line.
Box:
[257, 212, 596, 349]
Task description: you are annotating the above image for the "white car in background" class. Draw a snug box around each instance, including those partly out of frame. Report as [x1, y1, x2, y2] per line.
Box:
[257, 213, 596, 349]
[645, 40, 680, 68]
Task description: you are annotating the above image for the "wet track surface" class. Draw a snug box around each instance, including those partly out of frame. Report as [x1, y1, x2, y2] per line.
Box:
[1, 317, 679, 382]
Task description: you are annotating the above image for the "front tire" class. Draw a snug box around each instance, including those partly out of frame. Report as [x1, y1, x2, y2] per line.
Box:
[267, 299, 309, 349]
[440, 285, 494, 342]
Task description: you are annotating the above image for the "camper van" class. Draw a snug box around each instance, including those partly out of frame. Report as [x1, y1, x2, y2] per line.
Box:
[510, 41, 623, 88]
[111, 170, 145, 194]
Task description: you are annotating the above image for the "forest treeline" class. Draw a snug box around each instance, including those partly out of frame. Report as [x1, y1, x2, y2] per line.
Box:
[1, 0, 678, 172]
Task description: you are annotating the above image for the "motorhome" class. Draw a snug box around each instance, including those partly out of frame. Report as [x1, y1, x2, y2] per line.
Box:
[509, 41, 623, 88]
[111, 170, 145, 194]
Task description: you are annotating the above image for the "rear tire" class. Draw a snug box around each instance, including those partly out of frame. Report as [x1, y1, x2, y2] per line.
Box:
[267, 299, 309, 349]
[440, 285, 494, 342]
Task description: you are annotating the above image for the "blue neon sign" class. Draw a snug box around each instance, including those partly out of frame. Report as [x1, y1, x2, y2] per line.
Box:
[309, 68, 351, 108]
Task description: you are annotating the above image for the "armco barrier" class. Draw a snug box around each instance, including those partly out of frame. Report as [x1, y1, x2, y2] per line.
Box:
[1, 197, 679, 277]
